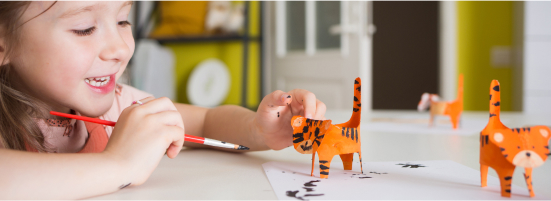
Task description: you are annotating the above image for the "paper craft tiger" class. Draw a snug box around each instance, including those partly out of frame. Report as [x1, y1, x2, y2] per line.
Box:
[480, 80, 551, 197]
[291, 77, 363, 179]
[417, 74, 463, 129]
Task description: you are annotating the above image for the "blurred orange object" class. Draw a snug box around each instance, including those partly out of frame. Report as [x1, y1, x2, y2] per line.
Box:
[480, 80, 550, 197]
[291, 78, 363, 179]
[149, 1, 208, 38]
[417, 74, 464, 129]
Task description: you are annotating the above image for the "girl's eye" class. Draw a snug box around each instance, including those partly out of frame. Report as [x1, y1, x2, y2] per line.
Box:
[118, 20, 132, 27]
[72, 26, 96, 36]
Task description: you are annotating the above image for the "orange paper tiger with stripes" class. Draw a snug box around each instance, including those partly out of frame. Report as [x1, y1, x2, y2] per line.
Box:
[480, 80, 550, 197]
[291, 77, 363, 179]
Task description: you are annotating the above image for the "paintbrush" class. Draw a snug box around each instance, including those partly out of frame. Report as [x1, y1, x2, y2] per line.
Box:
[50, 111, 249, 150]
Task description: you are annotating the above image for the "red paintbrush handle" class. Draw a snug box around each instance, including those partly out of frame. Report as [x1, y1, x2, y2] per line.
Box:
[50, 111, 116, 126]
[49, 111, 249, 150]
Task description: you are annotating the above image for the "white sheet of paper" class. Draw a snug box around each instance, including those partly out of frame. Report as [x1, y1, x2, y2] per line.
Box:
[263, 160, 546, 200]
[362, 115, 498, 136]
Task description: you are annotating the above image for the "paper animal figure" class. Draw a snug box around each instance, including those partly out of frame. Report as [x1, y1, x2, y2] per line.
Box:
[480, 80, 551, 197]
[291, 77, 363, 179]
[417, 74, 464, 129]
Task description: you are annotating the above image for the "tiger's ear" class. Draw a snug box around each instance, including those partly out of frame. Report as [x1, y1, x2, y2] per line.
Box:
[322, 120, 332, 131]
[291, 116, 305, 128]
[536, 126, 550, 140]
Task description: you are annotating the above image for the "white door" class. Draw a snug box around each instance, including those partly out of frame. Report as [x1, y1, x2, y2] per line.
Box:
[266, 1, 374, 112]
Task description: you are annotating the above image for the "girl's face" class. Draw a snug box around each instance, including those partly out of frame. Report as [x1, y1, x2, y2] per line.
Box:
[9, 1, 134, 117]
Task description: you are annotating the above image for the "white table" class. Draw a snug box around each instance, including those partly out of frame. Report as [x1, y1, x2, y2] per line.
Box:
[91, 110, 551, 199]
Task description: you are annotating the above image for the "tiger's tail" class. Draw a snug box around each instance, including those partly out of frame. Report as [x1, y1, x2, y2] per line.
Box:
[346, 77, 361, 128]
[483, 80, 507, 131]
[456, 74, 464, 103]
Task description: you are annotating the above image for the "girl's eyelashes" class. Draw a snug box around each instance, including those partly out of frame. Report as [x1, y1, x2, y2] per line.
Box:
[72, 21, 131, 37]
[72, 26, 96, 36]
[118, 20, 132, 27]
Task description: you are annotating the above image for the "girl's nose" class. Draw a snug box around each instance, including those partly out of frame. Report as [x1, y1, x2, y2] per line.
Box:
[99, 27, 132, 62]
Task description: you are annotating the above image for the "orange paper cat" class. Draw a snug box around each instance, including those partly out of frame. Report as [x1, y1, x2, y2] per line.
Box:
[291, 77, 363, 179]
[418, 74, 463, 129]
[480, 80, 550, 197]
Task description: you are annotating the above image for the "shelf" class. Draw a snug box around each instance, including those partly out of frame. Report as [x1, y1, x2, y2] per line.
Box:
[152, 34, 261, 44]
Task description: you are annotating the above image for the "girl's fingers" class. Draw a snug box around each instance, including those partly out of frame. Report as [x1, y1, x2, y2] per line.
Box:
[314, 99, 327, 120]
[290, 89, 317, 119]
[163, 126, 186, 159]
[147, 110, 185, 130]
[258, 90, 292, 111]
[134, 97, 177, 115]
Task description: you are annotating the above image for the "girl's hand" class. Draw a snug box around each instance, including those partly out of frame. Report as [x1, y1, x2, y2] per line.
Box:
[254, 90, 326, 150]
[103, 97, 185, 186]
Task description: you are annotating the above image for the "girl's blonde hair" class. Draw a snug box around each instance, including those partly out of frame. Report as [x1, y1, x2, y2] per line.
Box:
[0, 2, 56, 152]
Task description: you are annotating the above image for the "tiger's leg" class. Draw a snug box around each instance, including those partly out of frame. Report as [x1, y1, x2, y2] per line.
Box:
[310, 152, 316, 177]
[480, 164, 489, 187]
[524, 168, 535, 197]
[339, 153, 354, 170]
[495, 167, 515, 197]
[358, 151, 364, 174]
[450, 114, 459, 129]
[318, 154, 334, 179]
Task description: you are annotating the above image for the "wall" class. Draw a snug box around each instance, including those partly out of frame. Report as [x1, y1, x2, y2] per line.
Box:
[523, 2, 551, 114]
[165, 1, 261, 109]
[457, 2, 514, 111]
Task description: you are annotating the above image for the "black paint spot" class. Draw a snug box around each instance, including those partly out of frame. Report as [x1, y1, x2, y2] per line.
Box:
[493, 85, 500, 92]
[304, 180, 320, 187]
[356, 86, 361, 92]
[485, 135, 489, 145]
[490, 94, 492, 100]
[319, 160, 328, 163]
[504, 176, 512, 181]
[493, 101, 500, 106]
[119, 183, 131, 189]
[302, 187, 314, 192]
[286, 190, 303, 200]
[355, 80, 359, 84]
[287, 95, 291, 98]
[490, 113, 496, 117]
[320, 172, 329, 175]
[545, 146, 549, 149]
[359, 176, 372, 179]
[353, 108, 359, 112]
[527, 127, 531, 132]
[500, 147, 505, 151]
[305, 194, 324, 197]
[354, 96, 359, 102]
[504, 154, 508, 158]
[505, 189, 511, 193]
[320, 165, 330, 170]
[516, 128, 521, 133]
[397, 163, 426, 168]
[278, 112, 279, 117]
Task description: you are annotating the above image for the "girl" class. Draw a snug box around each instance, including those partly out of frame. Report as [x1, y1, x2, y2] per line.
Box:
[0, 1, 327, 199]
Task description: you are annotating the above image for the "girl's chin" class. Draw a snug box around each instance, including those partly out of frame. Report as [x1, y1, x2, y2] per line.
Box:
[78, 96, 114, 117]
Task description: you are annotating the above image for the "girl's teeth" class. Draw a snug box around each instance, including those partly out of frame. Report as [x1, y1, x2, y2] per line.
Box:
[85, 76, 111, 87]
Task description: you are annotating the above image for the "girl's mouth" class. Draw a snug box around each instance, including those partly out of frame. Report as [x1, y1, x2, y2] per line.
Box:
[84, 74, 115, 94]
[85, 76, 110, 87]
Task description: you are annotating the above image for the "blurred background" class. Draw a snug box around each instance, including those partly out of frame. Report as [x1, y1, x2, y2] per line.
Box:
[125, 1, 550, 114]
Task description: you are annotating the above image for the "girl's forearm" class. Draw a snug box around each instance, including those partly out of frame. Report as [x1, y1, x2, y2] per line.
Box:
[201, 105, 268, 151]
[0, 149, 126, 199]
